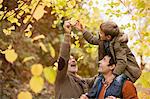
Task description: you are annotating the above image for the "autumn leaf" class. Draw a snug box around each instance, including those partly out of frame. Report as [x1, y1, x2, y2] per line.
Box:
[31, 64, 43, 76]
[3, 49, 18, 63]
[43, 67, 56, 84]
[29, 76, 44, 93]
[33, 4, 46, 20]
[32, 35, 45, 42]
[39, 42, 48, 52]
[17, 91, 32, 99]
[67, 0, 76, 8]
[48, 43, 55, 58]
[22, 56, 35, 63]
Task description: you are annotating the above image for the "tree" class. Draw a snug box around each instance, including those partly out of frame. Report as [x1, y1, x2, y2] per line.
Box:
[0, 0, 149, 98]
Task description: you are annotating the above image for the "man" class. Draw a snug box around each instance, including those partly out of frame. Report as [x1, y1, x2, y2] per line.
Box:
[55, 21, 95, 99]
[80, 52, 138, 99]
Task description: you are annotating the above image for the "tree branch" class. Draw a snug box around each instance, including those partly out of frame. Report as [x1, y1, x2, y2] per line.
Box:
[20, 0, 42, 33]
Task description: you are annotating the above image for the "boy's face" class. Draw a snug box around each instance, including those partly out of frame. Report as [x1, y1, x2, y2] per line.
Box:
[99, 29, 107, 40]
[68, 55, 78, 73]
[98, 55, 115, 74]
[99, 29, 112, 41]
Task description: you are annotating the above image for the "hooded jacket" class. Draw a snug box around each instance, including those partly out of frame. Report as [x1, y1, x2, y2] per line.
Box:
[82, 31, 141, 82]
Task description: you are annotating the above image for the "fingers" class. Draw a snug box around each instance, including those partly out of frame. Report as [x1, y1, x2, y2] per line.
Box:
[80, 94, 88, 99]
[63, 21, 72, 33]
[106, 96, 117, 99]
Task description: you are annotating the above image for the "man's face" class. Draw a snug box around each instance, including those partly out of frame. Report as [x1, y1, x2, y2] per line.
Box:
[98, 55, 114, 74]
[68, 55, 78, 73]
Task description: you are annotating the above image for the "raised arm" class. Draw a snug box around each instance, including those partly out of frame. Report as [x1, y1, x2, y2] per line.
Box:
[74, 21, 99, 45]
[55, 21, 71, 82]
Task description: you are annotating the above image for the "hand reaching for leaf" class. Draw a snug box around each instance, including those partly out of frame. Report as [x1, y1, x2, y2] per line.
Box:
[63, 21, 72, 34]
[74, 20, 85, 32]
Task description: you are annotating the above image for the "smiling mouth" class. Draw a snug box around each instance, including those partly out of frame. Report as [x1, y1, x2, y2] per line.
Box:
[71, 64, 76, 67]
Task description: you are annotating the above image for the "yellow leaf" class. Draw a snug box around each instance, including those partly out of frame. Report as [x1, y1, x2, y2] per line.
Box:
[48, 43, 55, 58]
[33, 5, 46, 20]
[67, 0, 76, 8]
[0, 0, 3, 4]
[4, 49, 18, 63]
[39, 42, 48, 52]
[3, 29, 11, 35]
[31, 64, 43, 76]
[70, 18, 77, 26]
[32, 35, 45, 42]
[17, 91, 32, 99]
[43, 67, 56, 84]
[29, 76, 44, 93]
[25, 31, 32, 38]
[22, 56, 35, 63]
[23, 15, 31, 24]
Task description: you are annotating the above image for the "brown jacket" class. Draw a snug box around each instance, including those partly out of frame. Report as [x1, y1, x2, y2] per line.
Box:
[83, 31, 141, 82]
[55, 34, 95, 99]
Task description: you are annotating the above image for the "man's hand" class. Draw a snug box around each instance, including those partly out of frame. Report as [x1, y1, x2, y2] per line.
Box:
[63, 21, 72, 33]
[106, 96, 117, 99]
[74, 20, 85, 32]
[80, 94, 88, 99]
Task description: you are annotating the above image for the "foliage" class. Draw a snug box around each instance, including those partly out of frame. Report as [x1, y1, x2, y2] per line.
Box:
[0, 0, 149, 98]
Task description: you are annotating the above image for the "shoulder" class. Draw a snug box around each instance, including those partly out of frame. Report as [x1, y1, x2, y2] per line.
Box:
[123, 80, 136, 91]
[116, 32, 128, 43]
[122, 80, 138, 98]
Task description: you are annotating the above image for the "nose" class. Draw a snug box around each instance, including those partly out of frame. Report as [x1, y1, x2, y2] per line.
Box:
[98, 60, 102, 67]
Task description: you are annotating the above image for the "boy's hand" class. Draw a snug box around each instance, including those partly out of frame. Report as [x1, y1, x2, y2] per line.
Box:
[63, 21, 72, 33]
[74, 20, 85, 32]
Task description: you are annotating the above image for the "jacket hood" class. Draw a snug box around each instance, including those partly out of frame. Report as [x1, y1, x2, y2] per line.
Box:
[118, 32, 128, 43]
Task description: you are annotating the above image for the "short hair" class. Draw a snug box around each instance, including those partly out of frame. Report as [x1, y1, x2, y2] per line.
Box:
[104, 47, 116, 66]
[100, 21, 120, 38]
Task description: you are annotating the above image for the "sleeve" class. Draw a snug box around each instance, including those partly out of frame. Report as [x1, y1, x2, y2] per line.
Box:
[83, 75, 98, 89]
[122, 80, 138, 99]
[55, 34, 71, 82]
[113, 42, 127, 75]
[83, 31, 99, 45]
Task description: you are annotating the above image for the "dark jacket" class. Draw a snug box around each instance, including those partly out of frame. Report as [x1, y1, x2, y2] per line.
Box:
[83, 31, 141, 82]
[55, 34, 95, 99]
[87, 74, 138, 99]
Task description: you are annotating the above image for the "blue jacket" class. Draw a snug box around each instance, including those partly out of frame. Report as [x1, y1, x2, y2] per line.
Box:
[87, 74, 127, 99]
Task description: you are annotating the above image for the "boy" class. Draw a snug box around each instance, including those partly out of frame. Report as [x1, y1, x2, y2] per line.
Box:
[74, 21, 141, 82]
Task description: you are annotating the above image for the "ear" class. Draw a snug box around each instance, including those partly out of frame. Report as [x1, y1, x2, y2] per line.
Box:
[110, 64, 115, 70]
[106, 35, 112, 40]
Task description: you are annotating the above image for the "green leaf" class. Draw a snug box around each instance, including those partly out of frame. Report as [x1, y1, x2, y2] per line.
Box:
[48, 43, 55, 58]
[43, 67, 56, 84]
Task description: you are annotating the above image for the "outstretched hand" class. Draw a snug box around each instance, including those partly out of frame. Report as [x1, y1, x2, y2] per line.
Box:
[63, 21, 72, 33]
[74, 20, 85, 32]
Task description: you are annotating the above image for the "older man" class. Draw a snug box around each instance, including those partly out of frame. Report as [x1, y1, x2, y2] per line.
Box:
[55, 21, 95, 99]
